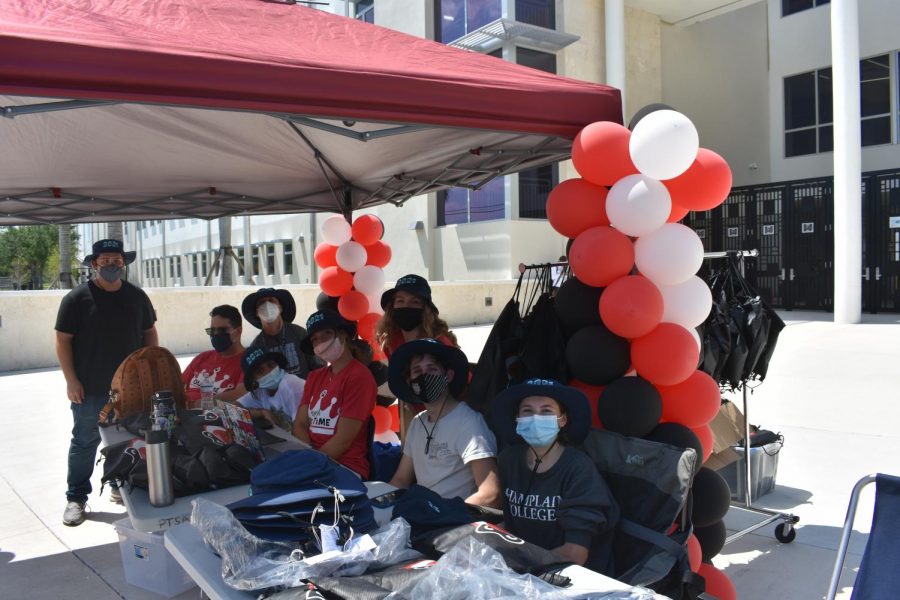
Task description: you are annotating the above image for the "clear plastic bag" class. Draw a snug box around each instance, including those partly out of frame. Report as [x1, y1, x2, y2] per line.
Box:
[190, 498, 422, 590]
[383, 537, 665, 600]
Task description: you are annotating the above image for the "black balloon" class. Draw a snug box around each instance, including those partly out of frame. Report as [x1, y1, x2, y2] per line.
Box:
[597, 376, 662, 437]
[565, 324, 630, 386]
[627, 103, 675, 131]
[316, 292, 340, 312]
[694, 519, 726, 562]
[555, 277, 603, 335]
[644, 422, 704, 471]
[565, 237, 575, 259]
[691, 467, 731, 528]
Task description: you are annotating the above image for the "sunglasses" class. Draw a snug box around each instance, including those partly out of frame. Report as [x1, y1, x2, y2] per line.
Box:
[205, 327, 234, 335]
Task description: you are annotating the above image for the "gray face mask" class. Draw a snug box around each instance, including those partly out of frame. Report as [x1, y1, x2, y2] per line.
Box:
[98, 265, 122, 283]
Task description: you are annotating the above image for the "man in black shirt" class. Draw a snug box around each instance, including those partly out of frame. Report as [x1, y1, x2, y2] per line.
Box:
[241, 288, 318, 378]
[55, 239, 158, 526]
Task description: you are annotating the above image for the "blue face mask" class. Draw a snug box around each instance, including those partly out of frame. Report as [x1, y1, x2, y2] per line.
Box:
[255, 366, 284, 391]
[516, 415, 560, 448]
[98, 265, 122, 283]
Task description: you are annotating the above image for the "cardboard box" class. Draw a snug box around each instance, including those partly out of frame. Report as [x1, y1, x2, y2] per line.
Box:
[706, 401, 746, 470]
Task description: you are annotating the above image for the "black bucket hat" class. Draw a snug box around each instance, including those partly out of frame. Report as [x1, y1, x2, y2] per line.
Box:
[82, 239, 136, 266]
[241, 346, 287, 391]
[388, 338, 469, 403]
[299, 309, 357, 355]
[491, 378, 591, 446]
[241, 288, 297, 329]
[380, 274, 437, 313]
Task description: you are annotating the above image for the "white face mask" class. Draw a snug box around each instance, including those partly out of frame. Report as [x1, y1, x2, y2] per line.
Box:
[257, 301, 281, 324]
[314, 336, 345, 364]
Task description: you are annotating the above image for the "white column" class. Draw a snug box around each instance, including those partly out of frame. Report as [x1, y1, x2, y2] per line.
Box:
[831, 0, 862, 324]
[605, 0, 626, 114]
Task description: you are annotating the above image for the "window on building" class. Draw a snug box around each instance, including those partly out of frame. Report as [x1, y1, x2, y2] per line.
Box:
[200, 253, 208, 278]
[437, 177, 505, 225]
[355, 0, 374, 23]
[169, 220, 176, 231]
[435, 0, 501, 43]
[252, 247, 260, 276]
[782, 0, 829, 17]
[861, 55, 891, 147]
[151, 221, 157, 235]
[283, 243, 294, 276]
[168, 258, 175, 278]
[784, 54, 893, 157]
[266, 244, 276, 275]
[175, 257, 182, 279]
[515, 0, 554, 29]
[516, 47, 558, 219]
[191, 254, 198, 277]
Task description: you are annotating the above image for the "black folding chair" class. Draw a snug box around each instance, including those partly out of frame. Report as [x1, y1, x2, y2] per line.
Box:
[826, 473, 900, 600]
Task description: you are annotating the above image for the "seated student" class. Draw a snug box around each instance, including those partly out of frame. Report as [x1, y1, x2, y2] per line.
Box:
[376, 274, 457, 358]
[292, 310, 376, 478]
[241, 288, 318, 378]
[236, 347, 305, 429]
[182, 305, 247, 404]
[492, 378, 618, 574]
[387, 338, 501, 508]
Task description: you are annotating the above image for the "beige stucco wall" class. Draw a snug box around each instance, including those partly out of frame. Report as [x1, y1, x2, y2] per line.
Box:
[661, 2, 771, 187]
[624, 6, 662, 124]
[0, 281, 516, 372]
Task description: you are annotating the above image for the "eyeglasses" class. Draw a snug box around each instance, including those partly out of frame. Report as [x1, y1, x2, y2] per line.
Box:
[96, 257, 125, 267]
[205, 327, 234, 335]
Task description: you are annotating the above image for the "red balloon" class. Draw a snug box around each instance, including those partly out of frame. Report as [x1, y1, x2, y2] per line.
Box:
[658, 370, 721, 428]
[314, 243, 338, 269]
[668, 202, 690, 223]
[338, 290, 369, 322]
[388, 403, 400, 432]
[687, 534, 702, 572]
[631, 323, 699, 386]
[547, 179, 610, 238]
[663, 148, 733, 212]
[569, 379, 605, 430]
[572, 122, 638, 186]
[352, 214, 384, 246]
[357, 312, 381, 339]
[693, 423, 714, 462]
[365, 240, 392, 268]
[599, 275, 664, 339]
[569, 226, 634, 288]
[319, 266, 354, 297]
[372, 405, 391, 434]
[697, 563, 737, 600]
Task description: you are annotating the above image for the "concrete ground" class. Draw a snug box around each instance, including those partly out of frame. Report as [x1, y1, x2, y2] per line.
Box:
[1, 312, 898, 599]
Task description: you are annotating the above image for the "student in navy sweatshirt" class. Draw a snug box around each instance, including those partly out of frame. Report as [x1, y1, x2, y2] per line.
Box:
[492, 378, 619, 574]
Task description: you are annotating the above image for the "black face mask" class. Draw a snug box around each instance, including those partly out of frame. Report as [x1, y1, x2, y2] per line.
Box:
[410, 372, 449, 404]
[393, 307, 424, 332]
[210, 333, 233, 353]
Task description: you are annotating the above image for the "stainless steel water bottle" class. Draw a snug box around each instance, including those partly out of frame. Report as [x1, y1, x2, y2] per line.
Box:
[145, 429, 174, 507]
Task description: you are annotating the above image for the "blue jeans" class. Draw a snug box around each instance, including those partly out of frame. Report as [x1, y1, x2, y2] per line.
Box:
[67, 393, 107, 503]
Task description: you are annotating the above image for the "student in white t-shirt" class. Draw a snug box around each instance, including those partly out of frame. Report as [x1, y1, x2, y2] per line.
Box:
[386, 339, 500, 507]
[237, 347, 305, 429]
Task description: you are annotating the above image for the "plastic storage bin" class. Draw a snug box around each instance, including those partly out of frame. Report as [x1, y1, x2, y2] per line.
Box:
[719, 441, 781, 502]
[114, 517, 196, 598]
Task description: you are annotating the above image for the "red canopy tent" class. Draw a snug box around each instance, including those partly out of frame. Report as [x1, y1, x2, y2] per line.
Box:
[0, 0, 622, 225]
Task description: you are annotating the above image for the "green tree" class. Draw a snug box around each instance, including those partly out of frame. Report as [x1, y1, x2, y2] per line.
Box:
[0, 225, 63, 289]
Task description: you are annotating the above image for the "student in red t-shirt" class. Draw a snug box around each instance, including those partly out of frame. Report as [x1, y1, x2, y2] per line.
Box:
[375, 274, 457, 358]
[293, 309, 376, 478]
[182, 305, 247, 405]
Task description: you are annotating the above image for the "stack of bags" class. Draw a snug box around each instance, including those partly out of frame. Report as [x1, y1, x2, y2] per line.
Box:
[227, 449, 376, 545]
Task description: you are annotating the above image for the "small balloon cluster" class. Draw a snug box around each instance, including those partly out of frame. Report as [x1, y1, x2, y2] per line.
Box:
[550, 108, 734, 598]
[315, 214, 391, 360]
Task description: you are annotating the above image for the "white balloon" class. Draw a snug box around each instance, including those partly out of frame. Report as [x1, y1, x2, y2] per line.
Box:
[689, 327, 702, 356]
[629, 110, 699, 180]
[606, 174, 672, 237]
[353, 265, 386, 295]
[634, 223, 704, 286]
[374, 430, 400, 444]
[321, 215, 352, 245]
[335, 241, 367, 272]
[366, 291, 385, 315]
[659, 276, 713, 329]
